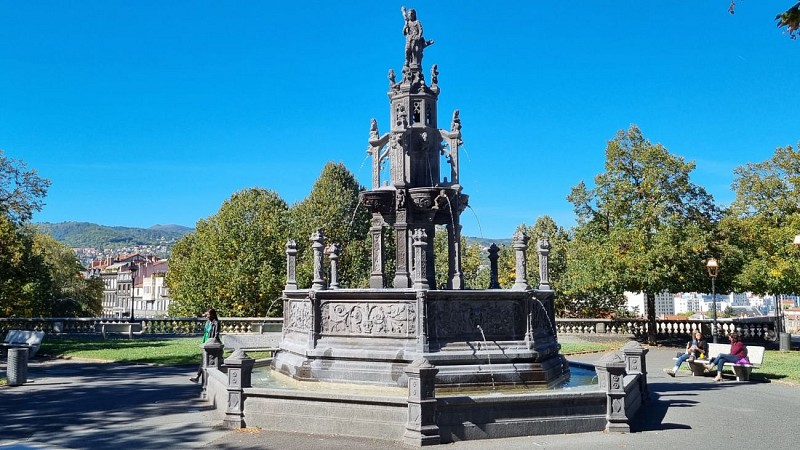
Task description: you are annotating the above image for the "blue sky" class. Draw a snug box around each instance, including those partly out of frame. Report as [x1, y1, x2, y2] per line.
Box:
[2, 1, 798, 239]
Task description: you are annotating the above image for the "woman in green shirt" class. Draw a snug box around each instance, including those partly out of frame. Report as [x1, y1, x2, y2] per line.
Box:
[190, 308, 219, 383]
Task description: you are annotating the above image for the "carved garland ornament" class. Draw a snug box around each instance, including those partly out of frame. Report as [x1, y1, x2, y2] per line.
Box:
[286, 301, 312, 332]
[320, 302, 417, 336]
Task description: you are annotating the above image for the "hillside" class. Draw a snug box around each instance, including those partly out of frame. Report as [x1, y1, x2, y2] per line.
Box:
[34, 222, 193, 249]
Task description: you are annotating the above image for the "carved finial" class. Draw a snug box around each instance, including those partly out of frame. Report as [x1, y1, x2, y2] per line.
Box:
[388, 68, 396, 86]
[450, 110, 461, 133]
[369, 118, 379, 139]
[430, 64, 439, 85]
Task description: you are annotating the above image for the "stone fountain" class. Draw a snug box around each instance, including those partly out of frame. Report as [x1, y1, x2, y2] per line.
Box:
[271, 6, 568, 391]
[205, 9, 649, 446]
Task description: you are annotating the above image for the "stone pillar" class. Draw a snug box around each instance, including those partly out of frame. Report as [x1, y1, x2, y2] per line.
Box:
[394, 222, 412, 288]
[596, 352, 630, 433]
[487, 243, 500, 289]
[404, 359, 440, 446]
[311, 229, 326, 290]
[447, 223, 464, 290]
[201, 338, 224, 399]
[223, 349, 255, 429]
[327, 243, 340, 290]
[412, 228, 429, 290]
[622, 341, 649, 401]
[537, 237, 551, 290]
[285, 240, 297, 290]
[369, 215, 385, 288]
[512, 230, 530, 291]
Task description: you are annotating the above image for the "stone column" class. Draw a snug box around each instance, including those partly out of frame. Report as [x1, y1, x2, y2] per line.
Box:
[201, 338, 224, 399]
[447, 223, 464, 290]
[394, 221, 412, 288]
[327, 243, 340, 290]
[412, 228, 429, 290]
[404, 359, 440, 446]
[622, 341, 649, 401]
[223, 349, 255, 429]
[285, 240, 297, 290]
[537, 237, 551, 290]
[596, 352, 630, 433]
[311, 229, 326, 290]
[487, 243, 500, 289]
[512, 230, 530, 291]
[369, 215, 385, 288]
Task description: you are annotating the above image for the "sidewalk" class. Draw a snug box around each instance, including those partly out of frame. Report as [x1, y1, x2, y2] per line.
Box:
[2, 345, 798, 450]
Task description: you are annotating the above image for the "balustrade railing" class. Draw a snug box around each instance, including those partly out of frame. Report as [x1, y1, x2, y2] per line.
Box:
[0, 317, 284, 336]
[556, 317, 780, 343]
[0, 316, 781, 343]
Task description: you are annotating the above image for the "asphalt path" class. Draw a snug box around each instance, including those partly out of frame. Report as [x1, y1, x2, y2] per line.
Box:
[2, 344, 798, 449]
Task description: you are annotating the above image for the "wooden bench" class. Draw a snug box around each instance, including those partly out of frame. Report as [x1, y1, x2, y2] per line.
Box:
[679, 342, 765, 382]
[94, 322, 142, 339]
[2, 330, 45, 358]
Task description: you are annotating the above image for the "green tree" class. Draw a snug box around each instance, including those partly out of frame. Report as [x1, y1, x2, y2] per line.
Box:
[722, 144, 800, 296]
[0, 149, 51, 223]
[167, 188, 289, 317]
[567, 126, 719, 337]
[289, 162, 371, 289]
[30, 232, 103, 316]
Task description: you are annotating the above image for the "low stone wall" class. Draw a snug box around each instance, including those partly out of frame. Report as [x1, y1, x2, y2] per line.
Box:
[200, 341, 649, 446]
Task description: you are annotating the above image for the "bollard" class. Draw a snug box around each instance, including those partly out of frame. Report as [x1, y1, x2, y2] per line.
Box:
[7, 347, 29, 386]
[779, 332, 791, 352]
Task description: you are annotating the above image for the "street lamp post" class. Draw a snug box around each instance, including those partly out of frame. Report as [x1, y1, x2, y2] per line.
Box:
[706, 258, 719, 344]
[129, 263, 138, 323]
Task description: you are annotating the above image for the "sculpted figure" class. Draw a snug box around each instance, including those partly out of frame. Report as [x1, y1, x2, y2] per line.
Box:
[450, 109, 461, 133]
[388, 68, 396, 86]
[430, 64, 439, 85]
[402, 7, 433, 68]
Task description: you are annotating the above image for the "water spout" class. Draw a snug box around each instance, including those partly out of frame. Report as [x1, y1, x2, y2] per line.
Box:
[476, 324, 496, 390]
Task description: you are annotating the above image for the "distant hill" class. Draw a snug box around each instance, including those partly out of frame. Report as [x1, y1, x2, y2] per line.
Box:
[465, 236, 512, 247]
[34, 222, 193, 249]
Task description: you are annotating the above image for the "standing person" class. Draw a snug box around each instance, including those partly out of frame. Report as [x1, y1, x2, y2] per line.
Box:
[189, 308, 220, 383]
[705, 332, 748, 382]
[664, 330, 709, 377]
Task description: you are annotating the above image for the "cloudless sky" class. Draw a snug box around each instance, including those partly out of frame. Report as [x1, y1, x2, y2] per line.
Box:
[2, 1, 798, 239]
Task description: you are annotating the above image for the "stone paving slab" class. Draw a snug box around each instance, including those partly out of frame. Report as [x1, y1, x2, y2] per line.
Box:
[2, 343, 799, 450]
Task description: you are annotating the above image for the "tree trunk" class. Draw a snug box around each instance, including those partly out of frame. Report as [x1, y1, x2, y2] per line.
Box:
[646, 291, 656, 345]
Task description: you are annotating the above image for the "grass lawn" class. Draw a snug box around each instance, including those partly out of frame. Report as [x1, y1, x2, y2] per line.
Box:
[560, 341, 630, 355]
[39, 337, 202, 366]
[751, 350, 800, 385]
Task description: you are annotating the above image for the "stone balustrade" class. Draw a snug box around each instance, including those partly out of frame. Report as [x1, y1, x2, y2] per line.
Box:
[0, 317, 283, 336]
[0, 316, 783, 343]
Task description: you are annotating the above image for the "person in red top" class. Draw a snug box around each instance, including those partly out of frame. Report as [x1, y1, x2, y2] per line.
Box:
[705, 332, 748, 382]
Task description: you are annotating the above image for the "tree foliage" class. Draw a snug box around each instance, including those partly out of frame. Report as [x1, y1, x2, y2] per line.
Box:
[289, 162, 371, 289]
[0, 149, 51, 224]
[167, 188, 289, 317]
[722, 144, 800, 295]
[566, 126, 719, 320]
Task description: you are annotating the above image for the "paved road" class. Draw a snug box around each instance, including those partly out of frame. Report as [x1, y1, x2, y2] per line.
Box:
[2, 345, 798, 449]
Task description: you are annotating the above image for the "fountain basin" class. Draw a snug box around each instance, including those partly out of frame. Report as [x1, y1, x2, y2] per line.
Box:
[232, 363, 604, 443]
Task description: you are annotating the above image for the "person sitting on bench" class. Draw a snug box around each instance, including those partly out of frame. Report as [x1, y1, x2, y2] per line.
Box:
[705, 332, 748, 382]
[665, 330, 708, 377]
